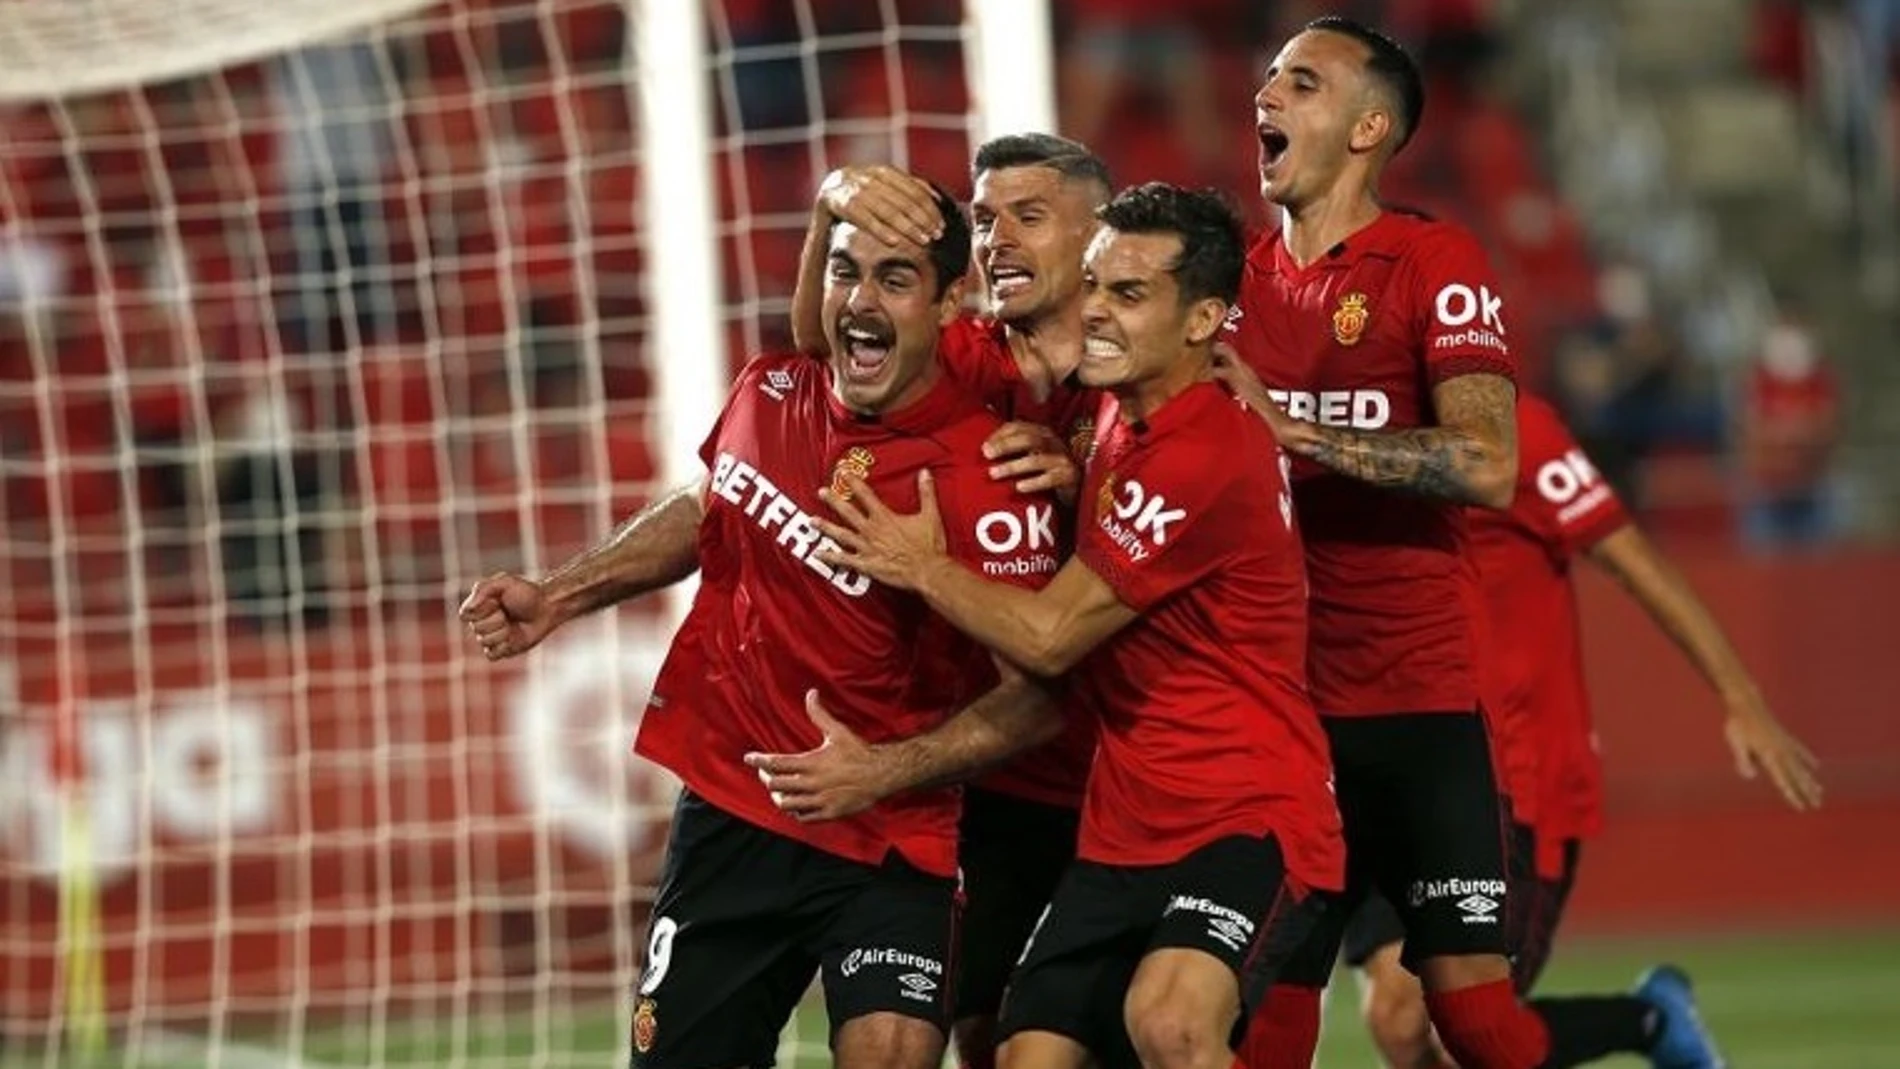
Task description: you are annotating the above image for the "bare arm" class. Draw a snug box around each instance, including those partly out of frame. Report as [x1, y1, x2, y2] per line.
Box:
[911, 554, 1138, 677]
[811, 469, 1140, 677]
[1289, 374, 1517, 507]
[790, 202, 834, 355]
[1586, 524, 1824, 809]
[460, 481, 705, 660]
[745, 661, 1063, 821]
[873, 662, 1063, 793]
[790, 166, 946, 355]
[539, 481, 706, 623]
[1210, 352, 1517, 508]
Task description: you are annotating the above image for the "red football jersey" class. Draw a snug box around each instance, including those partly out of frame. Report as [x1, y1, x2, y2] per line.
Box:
[1070, 383, 1343, 892]
[938, 315, 1102, 449]
[1227, 210, 1517, 718]
[1469, 395, 1629, 856]
[936, 313, 1100, 810]
[636, 354, 1060, 877]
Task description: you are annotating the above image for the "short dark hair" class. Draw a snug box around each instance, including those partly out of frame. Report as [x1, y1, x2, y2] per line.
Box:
[1095, 183, 1244, 305]
[830, 180, 971, 299]
[1305, 15, 1425, 152]
[972, 133, 1112, 199]
[923, 182, 972, 298]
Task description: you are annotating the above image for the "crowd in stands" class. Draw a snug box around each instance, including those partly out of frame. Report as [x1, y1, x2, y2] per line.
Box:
[0, 0, 1850, 634]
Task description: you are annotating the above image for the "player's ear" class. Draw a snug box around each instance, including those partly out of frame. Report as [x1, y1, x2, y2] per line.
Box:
[936, 274, 967, 326]
[1185, 297, 1228, 346]
[1349, 107, 1392, 155]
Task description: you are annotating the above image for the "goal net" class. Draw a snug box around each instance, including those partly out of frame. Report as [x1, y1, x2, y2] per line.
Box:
[0, 0, 1047, 1065]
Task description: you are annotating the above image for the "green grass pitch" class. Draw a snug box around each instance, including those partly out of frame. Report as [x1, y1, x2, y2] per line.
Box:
[14, 928, 1898, 1067]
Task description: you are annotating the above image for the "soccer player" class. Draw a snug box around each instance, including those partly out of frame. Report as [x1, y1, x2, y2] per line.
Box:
[790, 134, 1113, 1068]
[750, 184, 1343, 1069]
[459, 186, 1066, 1069]
[793, 134, 1107, 463]
[1210, 16, 1552, 1069]
[1340, 391, 1822, 1069]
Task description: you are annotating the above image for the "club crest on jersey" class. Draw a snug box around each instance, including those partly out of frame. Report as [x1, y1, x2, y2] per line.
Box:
[1332, 292, 1370, 346]
[829, 446, 876, 500]
[1069, 418, 1097, 464]
[632, 997, 658, 1053]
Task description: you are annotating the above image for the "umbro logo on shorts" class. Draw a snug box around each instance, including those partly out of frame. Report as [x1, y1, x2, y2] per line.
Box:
[1456, 893, 1501, 925]
[1206, 917, 1251, 952]
[897, 972, 937, 1003]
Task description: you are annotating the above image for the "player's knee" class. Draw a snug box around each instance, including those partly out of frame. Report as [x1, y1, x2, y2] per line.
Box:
[1362, 982, 1434, 1067]
[952, 1015, 999, 1069]
[1415, 951, 1512, 994]
[1126, 1000, 1228, 1069]
[832, 1011, 946, 1069]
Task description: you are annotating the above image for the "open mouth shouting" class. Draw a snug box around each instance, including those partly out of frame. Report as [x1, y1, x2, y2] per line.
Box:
[1258, 120, 1291, 177]
[839, 316, 897, 383]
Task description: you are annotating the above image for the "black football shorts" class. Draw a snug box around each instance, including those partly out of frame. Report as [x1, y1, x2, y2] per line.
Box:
[954, 786, 1079, 1020]
[1277, 711, 1512, 985]
[1338, 820, 1583, 994]
[628, 790, 959, 1069]
[996, 832, 1321, 1069]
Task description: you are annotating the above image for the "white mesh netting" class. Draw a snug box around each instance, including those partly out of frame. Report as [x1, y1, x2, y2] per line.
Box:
[0, 0, 998, 1065]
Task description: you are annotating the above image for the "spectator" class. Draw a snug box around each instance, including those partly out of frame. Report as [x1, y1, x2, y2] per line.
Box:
[1056, 0, 1229, 182]
[1736, 309, 1843, 548]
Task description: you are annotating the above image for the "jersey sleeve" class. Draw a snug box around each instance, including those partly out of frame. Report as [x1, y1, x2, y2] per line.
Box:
[697, 360, 768, 468]
[1411, 225, 1517, 385]
[1515, 399, 1629, 557]
[1076, 443, 1251, 611]
[937, 315, 1021, 409]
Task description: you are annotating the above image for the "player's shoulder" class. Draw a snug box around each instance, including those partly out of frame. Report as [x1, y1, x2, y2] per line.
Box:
[943, 311, 1007, 351]
[733, 350, 825, 395]
[1384, 210, 1490, 270]
[1142, 385, 1266, 485]
[1514, 391, 1583, 462]
[1516, 391, 1567, 436]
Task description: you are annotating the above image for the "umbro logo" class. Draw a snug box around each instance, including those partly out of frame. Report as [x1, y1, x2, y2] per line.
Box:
[759, 368, 795, 401]
[897, 971, 937, 1003]
[1457, 894, 1500, 925]
[1207, 918, 1249, 952]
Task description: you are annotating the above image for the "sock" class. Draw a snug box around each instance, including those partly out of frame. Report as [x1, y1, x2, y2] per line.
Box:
[1528, 995, 1657, 1067]
[1425, 979, 1551, 1069]
[1234, 983, 1323, 1069]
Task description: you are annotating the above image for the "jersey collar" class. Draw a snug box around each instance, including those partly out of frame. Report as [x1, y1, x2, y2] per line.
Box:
[1117, 379, 1224, 440]
[823, 363, 970, 436]
[1263, 209, 1409, 278]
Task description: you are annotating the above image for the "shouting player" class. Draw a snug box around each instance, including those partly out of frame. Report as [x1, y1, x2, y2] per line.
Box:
[1214, 16, 1553, 1069]
[751, 184, 1342, 1069]
[1341, 391, 1822, 1069]
[459, 186, 1065, 1069]
[791, 133, 1112, 1068]
[794, 134, 1106, 462]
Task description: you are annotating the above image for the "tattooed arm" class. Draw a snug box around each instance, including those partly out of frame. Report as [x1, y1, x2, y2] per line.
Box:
[1286, 373, 1518, 508]
[1211, 352, 1518, 509]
